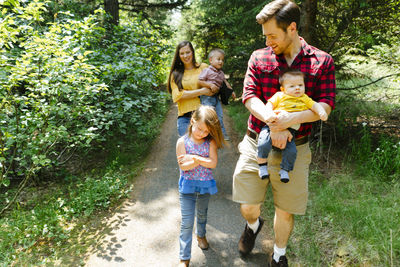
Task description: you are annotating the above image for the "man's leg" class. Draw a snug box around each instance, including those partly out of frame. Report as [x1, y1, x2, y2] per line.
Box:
[238, 203, 265, 256]
[270, 207, 293, 266]
[240, 203, 261, 224]
[233, 135, 269, 256]
[274, 207, 293, 248]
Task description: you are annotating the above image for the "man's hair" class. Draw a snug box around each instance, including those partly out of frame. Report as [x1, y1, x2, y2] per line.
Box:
[208, 48, 225, 59]
[279, 68, 305, 85]
[256, 0, 300, 31]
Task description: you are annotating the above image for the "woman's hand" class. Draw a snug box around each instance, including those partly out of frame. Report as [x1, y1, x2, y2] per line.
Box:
[201, 87, 214, 96]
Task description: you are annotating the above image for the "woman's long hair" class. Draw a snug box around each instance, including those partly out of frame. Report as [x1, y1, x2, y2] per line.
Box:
[167, 41, 198, 93]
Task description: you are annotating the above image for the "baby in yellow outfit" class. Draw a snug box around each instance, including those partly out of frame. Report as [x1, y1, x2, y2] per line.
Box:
[257, 68, 328, 182]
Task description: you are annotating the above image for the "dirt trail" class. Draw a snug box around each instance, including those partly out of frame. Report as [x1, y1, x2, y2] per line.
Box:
[85, 104, 270, 267]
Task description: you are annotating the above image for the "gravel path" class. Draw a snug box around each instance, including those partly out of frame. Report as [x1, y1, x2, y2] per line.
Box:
[85, 104, 270, 267]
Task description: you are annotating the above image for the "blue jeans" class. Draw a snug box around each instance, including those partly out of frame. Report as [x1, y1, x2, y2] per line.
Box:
[200, 95, 227, 136]
[179, 192, 210, 260]
[257, 126, 297, 171]
[177, 116, 191, 137]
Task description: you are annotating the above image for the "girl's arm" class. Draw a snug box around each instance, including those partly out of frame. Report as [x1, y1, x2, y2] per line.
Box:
[176, 137, 199, 171]
[192, 139, 218, 169]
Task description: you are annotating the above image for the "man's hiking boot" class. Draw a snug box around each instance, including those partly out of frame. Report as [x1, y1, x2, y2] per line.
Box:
[270, 254, 288, 267]
[238, 217, 264, 256]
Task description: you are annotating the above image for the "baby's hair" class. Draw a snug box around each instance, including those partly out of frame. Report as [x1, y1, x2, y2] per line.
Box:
[208, 48, 225, 60]
[279, 68, 305, 85]
[188, 105, 225, 148]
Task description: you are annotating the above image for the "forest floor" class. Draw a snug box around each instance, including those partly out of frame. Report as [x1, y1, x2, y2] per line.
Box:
[84, 104, 273, 267]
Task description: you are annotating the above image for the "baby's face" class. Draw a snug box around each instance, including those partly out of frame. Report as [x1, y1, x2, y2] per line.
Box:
[209, 52, 224, 70]
[281, 74, 305, 97]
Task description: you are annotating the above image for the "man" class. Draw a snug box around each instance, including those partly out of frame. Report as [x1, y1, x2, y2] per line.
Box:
[232, 0, 336, 266]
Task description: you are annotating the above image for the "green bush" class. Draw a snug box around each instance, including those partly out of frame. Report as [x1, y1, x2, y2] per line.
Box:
[0, 0, 170, 191]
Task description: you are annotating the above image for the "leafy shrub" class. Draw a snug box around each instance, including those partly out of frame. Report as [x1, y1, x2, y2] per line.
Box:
[0, 0, 170, 192]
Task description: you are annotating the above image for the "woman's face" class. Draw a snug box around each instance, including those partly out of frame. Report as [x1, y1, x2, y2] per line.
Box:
[179, 45, 194, 68]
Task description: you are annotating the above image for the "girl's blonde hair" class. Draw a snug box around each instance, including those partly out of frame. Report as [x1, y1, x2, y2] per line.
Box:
[188, 105, 225, 149]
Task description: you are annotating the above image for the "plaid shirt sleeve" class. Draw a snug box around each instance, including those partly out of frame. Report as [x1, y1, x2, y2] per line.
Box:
[242, 52, 262, 103]
[242, 49, 281, 133]
[312, 53, 336, 109]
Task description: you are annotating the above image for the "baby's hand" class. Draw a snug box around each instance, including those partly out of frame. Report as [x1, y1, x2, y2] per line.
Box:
[265, 112, 278, 123]
[319, 112, 328, 121]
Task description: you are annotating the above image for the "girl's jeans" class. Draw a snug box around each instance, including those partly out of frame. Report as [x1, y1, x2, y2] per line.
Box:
[179, 192, 210, 260]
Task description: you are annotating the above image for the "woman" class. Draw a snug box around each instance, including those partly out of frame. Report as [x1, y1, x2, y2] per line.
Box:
[167, 41, 212, 136]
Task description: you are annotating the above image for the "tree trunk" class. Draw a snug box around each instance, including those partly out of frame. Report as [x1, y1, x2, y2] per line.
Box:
[104, 0, 119, 25]
[300, 0, 317, 46]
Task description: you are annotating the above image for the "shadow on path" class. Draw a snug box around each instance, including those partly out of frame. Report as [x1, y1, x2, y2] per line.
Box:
[85, 104, 272, 267]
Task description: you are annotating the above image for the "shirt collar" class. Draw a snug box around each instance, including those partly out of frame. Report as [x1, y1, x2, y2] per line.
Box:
[209, 65, 221, 72]
[299, 37, 315, 56]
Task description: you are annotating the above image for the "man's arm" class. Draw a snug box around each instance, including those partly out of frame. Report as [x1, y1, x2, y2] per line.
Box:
[268, 102, 331, 132]
[244, 97, 271, 123]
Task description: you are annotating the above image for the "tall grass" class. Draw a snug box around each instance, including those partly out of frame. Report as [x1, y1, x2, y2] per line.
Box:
[226, 93, 400, 266]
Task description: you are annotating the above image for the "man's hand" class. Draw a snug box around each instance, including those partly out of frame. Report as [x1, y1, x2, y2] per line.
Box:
[267, 110, 294, 132]
[270, 129, 293, 149]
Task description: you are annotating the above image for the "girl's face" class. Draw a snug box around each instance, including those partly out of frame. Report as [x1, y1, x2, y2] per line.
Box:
[179, 45, 194, 68]
[191, 120, 210, 141]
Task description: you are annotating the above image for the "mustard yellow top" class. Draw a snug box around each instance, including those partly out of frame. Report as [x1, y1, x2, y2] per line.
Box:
[268, 92, 316, 112]
[171, 63, 208, 116]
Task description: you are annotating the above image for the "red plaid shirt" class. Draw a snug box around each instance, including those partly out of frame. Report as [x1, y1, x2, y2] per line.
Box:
[242, 38, 336, 137]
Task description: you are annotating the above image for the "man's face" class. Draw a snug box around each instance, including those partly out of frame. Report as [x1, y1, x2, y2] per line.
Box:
[209, 52, 224, 70]
[262, 18, 293, 55]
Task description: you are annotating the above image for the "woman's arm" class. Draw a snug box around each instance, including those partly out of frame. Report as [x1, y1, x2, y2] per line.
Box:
[198, 80, 218, 93]
[180, 87, 213, 99]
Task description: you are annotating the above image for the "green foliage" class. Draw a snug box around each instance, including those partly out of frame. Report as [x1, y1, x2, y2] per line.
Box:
[0, 0, 170, 189]
[179, 0, 264, 79]
[349, 126, 400, 181]
[287, 170, 400, 266]
[0, 168, 131, 265]
[226, 101, 249, 136]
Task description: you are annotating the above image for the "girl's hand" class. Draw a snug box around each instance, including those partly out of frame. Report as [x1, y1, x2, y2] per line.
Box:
[177, 154, 197, 166]
[202, 88, 214, 96]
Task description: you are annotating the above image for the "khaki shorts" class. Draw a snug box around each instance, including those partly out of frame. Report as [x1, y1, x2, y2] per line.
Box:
[232, 134, 311, 215]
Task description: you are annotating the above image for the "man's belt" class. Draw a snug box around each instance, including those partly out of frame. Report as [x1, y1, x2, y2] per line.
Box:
[246, 129, 308, 146]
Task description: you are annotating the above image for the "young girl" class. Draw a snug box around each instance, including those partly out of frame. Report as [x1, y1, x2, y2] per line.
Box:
[176, 105, 224, 267]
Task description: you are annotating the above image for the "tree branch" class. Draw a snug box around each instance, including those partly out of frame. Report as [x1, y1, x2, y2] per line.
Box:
[337, 73, 400, 91]
[120, 0, 187, 9]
